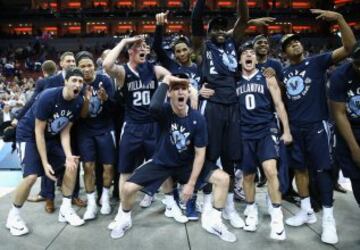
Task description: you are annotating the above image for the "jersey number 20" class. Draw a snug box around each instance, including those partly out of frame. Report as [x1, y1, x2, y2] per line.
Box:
[133, 91, 150, 106]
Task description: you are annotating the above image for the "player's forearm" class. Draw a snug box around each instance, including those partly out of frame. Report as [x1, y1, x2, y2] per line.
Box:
[334, 111, 360, 152]
[60, 128, 72, 158]
[149, 83, 168, 116]
[275, 102, 291, 135]
[35, 128, 49, 166]
[337, 14, 356, 53]
[191, 0, 205, 37]
[237, 0, 249, 22]
[188, 149, 205, 186]
[103, 40, 126, 72]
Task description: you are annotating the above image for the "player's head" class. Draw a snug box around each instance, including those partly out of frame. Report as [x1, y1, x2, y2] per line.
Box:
[168, 73, 190, 112]
[239, 41, 257, 73]
[64, 67, 84, 99]
[76, 51, 95, 82]
[59, 51, 76, 71]
[41, 60, 57, 77]
[253, 35, 269, 57]
[208, 16, 228, 45]
[281, 34, 303, 58]
[128, 38, 149, 64]
[172, 36, 192, 65]
[351, 41, 360, 74]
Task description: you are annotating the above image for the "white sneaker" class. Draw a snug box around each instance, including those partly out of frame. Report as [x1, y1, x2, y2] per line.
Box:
[83, 204, 98, 220]
[139, 194, 154, 208]
[285, 209, 317, 227]
[100, 202, 111, 215]
[222, 209, 244, 228]
[110, 215, 132, 239]
[58, 207, 85, 226]
[270, 209, 286, 241]
[164, 203, 188, 223]
[321, 216, 338, 245]
[6, 213, 29, 236]
[243, 205, 258, 232]
[202, 210, 237, 242]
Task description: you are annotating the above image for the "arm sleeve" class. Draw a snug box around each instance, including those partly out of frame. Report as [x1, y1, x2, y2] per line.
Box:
[35, 93, 52, 121]
[191, 0, 206, 37]
[149, 83, 168, 121]
[153, 25, 174, 68]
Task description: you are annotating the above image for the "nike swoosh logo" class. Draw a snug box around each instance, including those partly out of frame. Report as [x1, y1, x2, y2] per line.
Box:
[212, 227, 223, 236]
[11, 225, 25, 231]
[276, 229, 284, 236]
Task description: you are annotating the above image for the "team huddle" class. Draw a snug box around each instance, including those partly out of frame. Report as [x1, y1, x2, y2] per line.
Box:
[5, 0, 360, 246]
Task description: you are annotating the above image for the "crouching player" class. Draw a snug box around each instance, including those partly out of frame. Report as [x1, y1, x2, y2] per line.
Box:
[110, 74, 237, 242]
[6, 68, 86, 236]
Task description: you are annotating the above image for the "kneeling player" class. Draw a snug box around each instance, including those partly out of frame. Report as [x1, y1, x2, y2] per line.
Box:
[110, 74, 236, 242]
[237, 44, 292, 240]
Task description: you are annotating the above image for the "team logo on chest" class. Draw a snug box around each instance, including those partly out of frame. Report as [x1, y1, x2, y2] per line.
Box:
[284, 68, 311, 100]
[170, 123, 190, 153]
[346, 86, 360, 118]
[48, 108, 74, 135]
[89, 94, 102, 118]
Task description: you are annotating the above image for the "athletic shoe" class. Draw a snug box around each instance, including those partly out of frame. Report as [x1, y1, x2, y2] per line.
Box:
[243, 205, 258, 232]
[202, 209, 236, 242]
[110, 215, 132, 239]
[285, 209, 317, 227]
[321, 216, 338, 245]
[83, 204, 98, 221]
[185, 196, 199, 221]
[108, 210, 121, 230]
[6, 213, 29, 236]
[270, 209, 286, 241]
[58, 207, 85, 226]
[100, 202, 111, 215]
[139, 194, 154, 208]
[222, 208, 244, 228]
[164, 203, 188, 223]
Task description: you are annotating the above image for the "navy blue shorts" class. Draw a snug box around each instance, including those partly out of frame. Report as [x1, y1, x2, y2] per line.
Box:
[335, 133, 360, 179]
[77, 131, 116, 164]
[240, 133, 279, 174]
[118, 122, 158, 174]
[127, 160, 216, 196]
[287, 121, 332, 171]
[200, 101, 242, 174]
[17, 140, 65, 177]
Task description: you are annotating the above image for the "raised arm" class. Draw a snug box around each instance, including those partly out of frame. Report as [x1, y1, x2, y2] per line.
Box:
[103, 37, 144, 89]
[153, 11, 174, 67]
[310, 9, 356, 64]
[191, 0, 206, 64]
[231, 0, 250, 45]
[267, 76, 292, 145]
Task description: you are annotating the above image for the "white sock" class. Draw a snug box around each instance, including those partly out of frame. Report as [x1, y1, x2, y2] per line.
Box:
[300, 197, 312, 212]
[323, 206, 334, 218]
[121, 209, 132, 220]
[101, 188, 110, 203]
[87, 192, 96, 206]
[203, 194, 212, 206]
[165, 194, 176, 207]
[226, 193, 235, 210]
[10, 205, 20, 216]
[61, 197, 72, 209]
